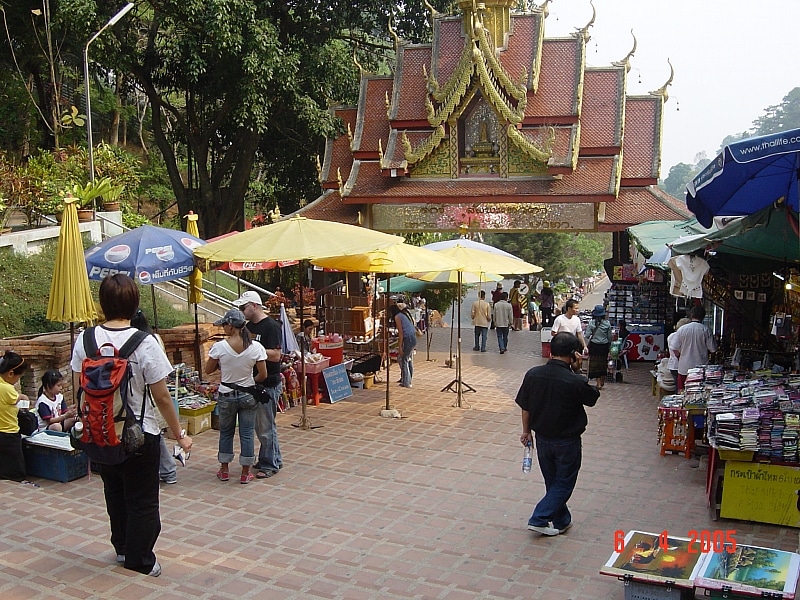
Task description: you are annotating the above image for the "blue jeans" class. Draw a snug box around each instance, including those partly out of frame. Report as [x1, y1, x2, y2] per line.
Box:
[496, 327, 509, 351]
[158, 434, 177, 483]
[256, 383, 283, 472]
[217, 392, 257, 466]
[528, 435, 582, 530]
[474, 326, 488, 351]
[399, 337, 416, 387]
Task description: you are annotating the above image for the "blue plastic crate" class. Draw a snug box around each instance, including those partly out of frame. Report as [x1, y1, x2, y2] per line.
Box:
[23, 431, 88, 483]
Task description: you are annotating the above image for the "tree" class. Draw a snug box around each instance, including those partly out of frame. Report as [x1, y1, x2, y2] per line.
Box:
[751, 87, 800, 134]
[662, 162, 694, 198]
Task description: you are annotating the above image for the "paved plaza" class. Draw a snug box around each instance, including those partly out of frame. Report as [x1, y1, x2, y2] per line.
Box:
[1, 286, 796, 599]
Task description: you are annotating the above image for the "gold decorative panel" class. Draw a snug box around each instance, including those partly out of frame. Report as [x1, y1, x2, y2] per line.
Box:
[508, 142, 549, 176]
[373, 202, 596, 232]
[411, 140, 452, 178]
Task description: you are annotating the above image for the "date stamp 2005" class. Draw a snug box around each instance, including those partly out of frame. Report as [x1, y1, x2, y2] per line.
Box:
[614, 530, 737, 554]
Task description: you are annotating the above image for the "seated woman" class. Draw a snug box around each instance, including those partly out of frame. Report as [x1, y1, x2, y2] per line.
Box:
[35, 370, 76, 432]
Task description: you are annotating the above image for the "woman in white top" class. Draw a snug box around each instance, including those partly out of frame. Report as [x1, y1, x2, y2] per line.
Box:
[205, 309, 267, 484]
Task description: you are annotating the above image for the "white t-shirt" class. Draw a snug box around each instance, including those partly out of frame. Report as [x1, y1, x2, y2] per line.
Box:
[673, 321, 718, 376]
[35, 392, 66, 431]
[208, 340, 267, 393]
[71, 326, 174, 436]
[551, 314, 583, 336]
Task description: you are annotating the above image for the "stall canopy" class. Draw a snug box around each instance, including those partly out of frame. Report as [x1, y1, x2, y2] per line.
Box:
[686, 127, 800, 228]
[627, 218, 712, 258]
[670, 202, 800, 273]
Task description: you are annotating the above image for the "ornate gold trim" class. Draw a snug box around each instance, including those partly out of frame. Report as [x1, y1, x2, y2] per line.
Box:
[506, 125, 553, 164]
[402, 125, 447, 164]
[612, 30, 637, 73]
[649, 58, 674, 102]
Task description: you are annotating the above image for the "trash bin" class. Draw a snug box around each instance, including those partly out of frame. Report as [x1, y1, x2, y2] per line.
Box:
[541, 327, 553, 358]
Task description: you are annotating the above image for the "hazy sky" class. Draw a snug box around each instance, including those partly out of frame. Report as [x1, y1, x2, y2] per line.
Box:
[540, 0, 798, 175]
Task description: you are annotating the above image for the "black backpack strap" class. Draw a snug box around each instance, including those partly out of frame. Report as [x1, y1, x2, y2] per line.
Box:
[118, 329, 150, 359]
[83, 326, 98, 357]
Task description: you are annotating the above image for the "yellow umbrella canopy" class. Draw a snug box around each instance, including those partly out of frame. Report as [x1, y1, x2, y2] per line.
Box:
[194, 216, 404, 265]
[311, 243, 460, 274]
[429, 244, 542, 276]
[46, 197, 98, 324]
[184, 212, 204, 304]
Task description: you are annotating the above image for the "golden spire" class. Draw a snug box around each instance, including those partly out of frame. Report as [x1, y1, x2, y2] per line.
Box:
[576, 0, 596, 42]
[347, 122, 353, 145]
[388, 13, 400, 53]
[649, 58, 674, 102]
[613, 30, 637, 73]
[337, 167, 343, 194]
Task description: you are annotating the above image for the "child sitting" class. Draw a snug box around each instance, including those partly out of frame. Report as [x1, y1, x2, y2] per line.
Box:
[35, 370, 76, 432]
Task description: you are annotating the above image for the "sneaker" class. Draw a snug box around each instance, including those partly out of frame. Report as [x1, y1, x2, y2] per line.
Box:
[116, 554, 125, 564]
[472, 347, 480, 351]
[160, 478, 177, 485]
[527, 524, 560, 536]
[148, 561, 162, 577]
[500, 350, 505, 354]
[557, 522, 573, 534]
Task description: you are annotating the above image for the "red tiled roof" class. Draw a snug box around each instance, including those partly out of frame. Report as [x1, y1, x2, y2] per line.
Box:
[434, 18, 465, 84]
[581, 68, 624, 150]
[518, 125, 576, 166]
[524, 38, 581, 120]
[297, 190, 360, 224]
[393, 47, 432, 122]
[498, 13, 541, 84]
[356, 78, 393, 154]
[321, 108, 357, 187]
[621, 96, 661, 181]
[602, 186, 691, 231]
[344, 157, 617, 203]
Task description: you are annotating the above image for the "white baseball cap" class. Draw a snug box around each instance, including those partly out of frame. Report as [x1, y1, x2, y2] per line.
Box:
[232, 290, 263, 307]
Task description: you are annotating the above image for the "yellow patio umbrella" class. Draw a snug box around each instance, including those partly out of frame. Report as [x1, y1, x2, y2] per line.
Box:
[47, 196, 98, 402]
[410, 243, 542, 408]
[184, 211, 204, 368]
[313, 243, 460, 417]
[194, 216, 404, 430]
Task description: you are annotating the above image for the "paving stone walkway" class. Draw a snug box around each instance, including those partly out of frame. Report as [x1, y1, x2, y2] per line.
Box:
[1, 289, 796, 599]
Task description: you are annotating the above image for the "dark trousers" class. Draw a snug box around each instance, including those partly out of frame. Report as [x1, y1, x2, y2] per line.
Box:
[541, 307, 554, 328]
[529, 435, 582, 531]
[99, 433, 161, 574]
[0, 431, 26, 481]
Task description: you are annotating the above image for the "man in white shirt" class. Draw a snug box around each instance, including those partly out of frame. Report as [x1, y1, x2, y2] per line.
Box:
[671, 305, 717, 391]
[551, 298, 588, 353]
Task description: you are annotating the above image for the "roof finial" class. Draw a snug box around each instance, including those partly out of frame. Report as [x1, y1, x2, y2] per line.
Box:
[388, 13, 400, 52]
[539, 0, 552, 18]
[576, 0, 596, 42]
[378, 138, 384, 162]
[423, 0, 440, 20]
[315, 155, 322, 183]
[612, 29, 637, 73]
[353, 46, 365, 77]
[649, 58, 674, 102]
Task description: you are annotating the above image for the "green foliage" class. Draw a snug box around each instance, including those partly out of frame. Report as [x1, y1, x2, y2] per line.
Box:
[751, 87, 800, 135]
[662, 162, 696, 198]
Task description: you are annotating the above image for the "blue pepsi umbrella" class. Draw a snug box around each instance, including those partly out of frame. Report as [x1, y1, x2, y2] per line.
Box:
[85, 225, 206, 284]
[686, 127, 800, 228]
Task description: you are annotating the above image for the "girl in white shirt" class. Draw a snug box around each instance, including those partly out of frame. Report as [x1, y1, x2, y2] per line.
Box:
[35, 370, 76, 432]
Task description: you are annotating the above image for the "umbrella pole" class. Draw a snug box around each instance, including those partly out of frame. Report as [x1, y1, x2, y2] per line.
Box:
[425, 302, 433, 362]
[151, 285, 159, 331]
[448, 299, 455, 368]
[296, 261, 311, 430]
[456, 272, 463, 408]
[193, 303, 201, 370]
[384, 279, 392, 412]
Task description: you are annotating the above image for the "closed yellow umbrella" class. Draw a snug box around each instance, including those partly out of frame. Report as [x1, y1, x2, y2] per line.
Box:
[184, 211, 204, 369]
[184, 212, 204, 304]
[47, 196, 98, 325]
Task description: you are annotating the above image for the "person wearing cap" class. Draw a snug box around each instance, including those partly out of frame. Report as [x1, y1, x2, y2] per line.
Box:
[539, 281, 555, 328]
[233, 291, 284, 479]
[584, 305, 612, 389]
[206, 308, 268, 485]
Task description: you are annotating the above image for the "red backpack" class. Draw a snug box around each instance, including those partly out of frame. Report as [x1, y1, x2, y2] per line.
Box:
[74, 327, 149, 465]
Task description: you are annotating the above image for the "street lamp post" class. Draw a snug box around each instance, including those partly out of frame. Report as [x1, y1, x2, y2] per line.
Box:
[84, 2, 134, 182]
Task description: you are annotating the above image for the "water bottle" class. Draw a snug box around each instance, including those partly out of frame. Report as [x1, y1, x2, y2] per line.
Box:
[522, 442, 532, 473]
[70, 420, 83, 442]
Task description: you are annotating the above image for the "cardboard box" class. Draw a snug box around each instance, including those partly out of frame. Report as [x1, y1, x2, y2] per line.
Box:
[179, 401, 215, 417]
[165, 417, 190, 440]
[187, 413, 211, 435]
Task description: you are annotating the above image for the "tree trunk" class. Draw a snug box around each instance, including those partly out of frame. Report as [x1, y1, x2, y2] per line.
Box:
[110, 72, 124, 146]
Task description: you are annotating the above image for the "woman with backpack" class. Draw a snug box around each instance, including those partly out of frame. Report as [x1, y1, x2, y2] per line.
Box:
[0, 351, 34, 484]
[205, 308, 268, 485]
[585, 305, 612, 389]
[70, 274, 193, 577]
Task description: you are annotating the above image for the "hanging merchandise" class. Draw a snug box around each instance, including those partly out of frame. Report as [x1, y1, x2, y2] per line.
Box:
[669, 254, 709, 298]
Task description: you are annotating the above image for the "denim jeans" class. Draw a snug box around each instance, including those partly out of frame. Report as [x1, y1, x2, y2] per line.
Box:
[496, 327, 509, 351]
[158, 434, 177, 483]
[217, 391, 257, 466]
[528, 435, 582, 530]
[256, 383, 283, 473]
[474, 326, 488, 351]
[399, 336, 416, 387]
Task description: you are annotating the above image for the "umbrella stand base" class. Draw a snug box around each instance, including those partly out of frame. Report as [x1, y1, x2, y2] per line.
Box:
[441, 379, 476, 394]
[292, 420, 324, 430]
[380, 409, 403, 419]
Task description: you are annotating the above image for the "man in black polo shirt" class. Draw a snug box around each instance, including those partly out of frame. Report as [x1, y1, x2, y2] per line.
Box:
[234, 291, 283, 478]
[516, 332, 600, 536]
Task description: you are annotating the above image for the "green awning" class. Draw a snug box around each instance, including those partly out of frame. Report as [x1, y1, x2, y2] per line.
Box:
[627, 218, 711, 257]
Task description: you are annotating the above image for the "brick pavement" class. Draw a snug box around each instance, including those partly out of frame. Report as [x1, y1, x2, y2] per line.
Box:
[1, 325, 796, 599]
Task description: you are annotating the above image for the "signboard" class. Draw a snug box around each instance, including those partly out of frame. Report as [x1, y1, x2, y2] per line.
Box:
[372, 202, 596, 232]
[721, 461, 800, 527]
[322, 363, 353, 403]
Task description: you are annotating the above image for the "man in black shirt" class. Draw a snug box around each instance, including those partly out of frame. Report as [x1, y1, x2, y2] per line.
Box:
[234, 291, 283, 478]
[515, 332, 600, 536]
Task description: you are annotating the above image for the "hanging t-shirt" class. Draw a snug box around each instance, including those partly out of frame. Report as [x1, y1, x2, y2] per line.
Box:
[673, 255, 709, 298]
